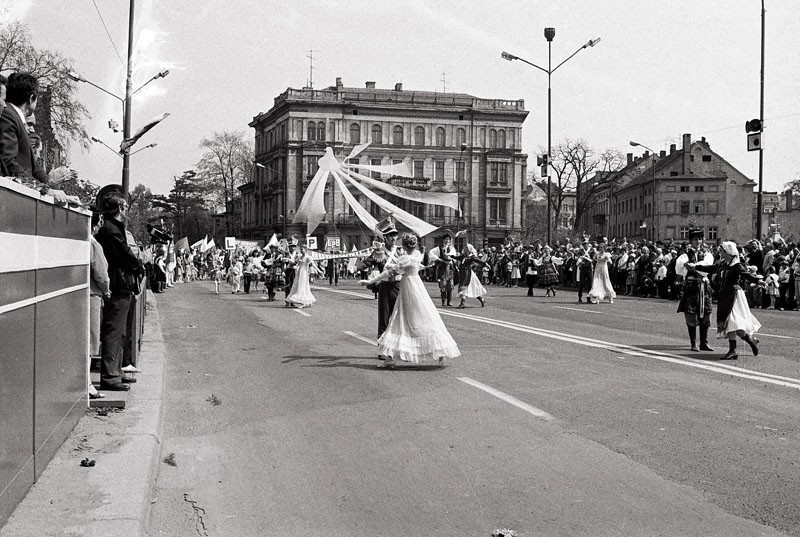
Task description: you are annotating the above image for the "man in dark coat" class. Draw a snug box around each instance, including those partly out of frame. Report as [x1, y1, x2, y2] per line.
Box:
[677, 229, 714, 351]
[430, 234, 457, 306]
[363, 217, 401, 361]
[95, 192, 143, 390]
[0, 74, 9, 177]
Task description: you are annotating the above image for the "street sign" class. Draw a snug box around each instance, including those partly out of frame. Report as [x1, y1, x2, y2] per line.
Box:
[747, 132, 762, 151]
[306, 236, 318, 250]
[224, 236, 236, 250]
[325, 236, 341, 251]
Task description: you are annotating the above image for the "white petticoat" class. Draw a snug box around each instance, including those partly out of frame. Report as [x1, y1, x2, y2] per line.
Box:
[459, 269, 487, 298]
[378, 272, 460, 363]
[717, 289, 761, 338]
[286, 262, 316, 307]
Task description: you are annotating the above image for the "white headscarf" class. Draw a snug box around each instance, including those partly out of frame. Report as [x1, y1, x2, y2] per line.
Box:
[467, 243, 477, 256]
[721, 241, 740, 262]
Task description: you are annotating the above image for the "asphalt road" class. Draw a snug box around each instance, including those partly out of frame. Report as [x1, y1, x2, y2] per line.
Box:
[148, 278, 800, 537]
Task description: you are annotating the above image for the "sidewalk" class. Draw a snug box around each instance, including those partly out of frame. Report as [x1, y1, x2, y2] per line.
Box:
[0, 291, 166, 537]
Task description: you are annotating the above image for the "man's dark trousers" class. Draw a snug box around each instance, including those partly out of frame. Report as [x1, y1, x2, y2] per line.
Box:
[377, 280, 400, 337]
[101, 293, 132, 385]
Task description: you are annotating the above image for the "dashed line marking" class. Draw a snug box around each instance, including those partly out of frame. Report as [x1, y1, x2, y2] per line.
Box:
[459, 377, 554, 421]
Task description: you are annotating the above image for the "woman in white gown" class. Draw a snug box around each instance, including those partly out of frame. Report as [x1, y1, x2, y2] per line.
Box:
[286, 245, 318, 308]
[362, 233, 460, 368]
[587, 244, 616, 304]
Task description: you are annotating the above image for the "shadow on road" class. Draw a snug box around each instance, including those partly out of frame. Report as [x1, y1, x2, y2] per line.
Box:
[282, 355, 445, 370]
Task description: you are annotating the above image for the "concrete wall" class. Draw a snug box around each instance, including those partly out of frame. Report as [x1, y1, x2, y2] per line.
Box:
[0, 178, 90, 525]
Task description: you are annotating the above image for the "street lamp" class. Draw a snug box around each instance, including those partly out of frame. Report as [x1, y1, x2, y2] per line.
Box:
[502, 31, 600, 245]
[630, 141, 658, 242]
[456, 142, 467, 248]
[91, 136, 156, 158]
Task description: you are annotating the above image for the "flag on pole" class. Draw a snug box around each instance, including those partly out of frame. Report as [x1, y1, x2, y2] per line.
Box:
[190, 237, 205, 250]
[119, 112, 170, 153]
[267, 233, 279, 248]
[346, 244, 359, 275]
[174, 237, 189, 252]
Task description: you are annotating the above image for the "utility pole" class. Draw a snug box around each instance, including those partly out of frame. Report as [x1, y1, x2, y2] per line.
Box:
[756, 0, 766, 239]
[307, 49, 314, 88]
[121, 0, 135, 196]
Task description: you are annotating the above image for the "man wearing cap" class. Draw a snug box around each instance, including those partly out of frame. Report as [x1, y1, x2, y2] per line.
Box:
[370, 217, 401, 359]
[429, 234, 457, 306]
[677, 229, 714, 351]
[281, 238, 298, 304]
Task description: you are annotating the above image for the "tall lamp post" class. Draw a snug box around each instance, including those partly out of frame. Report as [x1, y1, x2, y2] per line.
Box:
[502, 30, 600, 245]
[629, 141, 658, 241]
[456, 142, 467, 249]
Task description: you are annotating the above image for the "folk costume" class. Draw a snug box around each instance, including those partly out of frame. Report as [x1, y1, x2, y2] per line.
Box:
[522, 249, 539, 297]
[676, 230, 714, 351]
[374, 218, 401, 344]
[371, 243, 460, 368]
[457, 244, 487, 308]
[693, 242, 762, 360]
[537, 247, 562, 297]
[281, 241, 298, 301]
[587, 250, 615, 304]
[429, 237, 458, 306]
[261, 248, 282, 301]
[286, 248, 317, 308]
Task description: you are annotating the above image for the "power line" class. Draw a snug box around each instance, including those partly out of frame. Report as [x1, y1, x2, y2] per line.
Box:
[90, 0, 126, 68]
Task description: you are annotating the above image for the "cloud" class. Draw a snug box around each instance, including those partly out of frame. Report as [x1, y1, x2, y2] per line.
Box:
[2, 0, 34, 22]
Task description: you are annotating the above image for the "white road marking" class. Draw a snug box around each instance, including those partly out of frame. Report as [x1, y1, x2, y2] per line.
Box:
[553, 306, 604, 315]
[442, 309, 800, 391]
[458, 377, 554, 421]
[553, 305, 643, 320]
[293, 309, 311, 317]
[344, 330, 377, 345]
[758, 333, 800, 340]
[311, 286, 373, 299]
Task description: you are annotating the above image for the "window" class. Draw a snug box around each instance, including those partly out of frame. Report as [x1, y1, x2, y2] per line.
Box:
[433, 205, 445, 218]
[306, 157, 318, 180]
[489, 162, 508, 184]
[413, 160, 424, 179]
[488, 129, 497, 148]
[695, 185, 704, 192]
[694, 201, 704, 214]
[708, 200, 719, 214]
[371, 158, 382, 179]
[664, 201, 676, 214]
[371, 124, 382, 144]
[680, 186, 690, 192]
[666, 185, 676, 192]
[702, 155, 712, 162]
[307, 122, 316, 141]
[665, 226, 676, 239]
[670, 171, 679, 177]
[690, 155, 695, 162]
[435, 127, 446, 146]
[680, 226, 690, 239]
[708, 185, 719, 192]
[707, 226, 718, 240]
[456, 161, 465, 185]
[414, 126, 425, 145]
[434, 160, 445, 183]
[393, 125, 403, 145]
[456, 128, 466, 147]
[498, 129, 506, 149]
[410, 202, 424, 218]
[317, 121, 325, 141]
[489, 198, 507, 224]
[680, 201, 690, 214]
[350, 123, 361, 143]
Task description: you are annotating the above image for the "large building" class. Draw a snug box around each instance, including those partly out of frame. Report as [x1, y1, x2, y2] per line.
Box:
[578, 134, 756, 244]
[243, 78, 529, 249]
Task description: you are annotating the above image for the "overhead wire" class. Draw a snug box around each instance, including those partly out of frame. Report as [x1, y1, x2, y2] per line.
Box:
[90, 0, 126, 68]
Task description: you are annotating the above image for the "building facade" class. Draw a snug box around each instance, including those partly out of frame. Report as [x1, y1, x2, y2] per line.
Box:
[244, 78, 528, 250]
[578, 134, 756, 244]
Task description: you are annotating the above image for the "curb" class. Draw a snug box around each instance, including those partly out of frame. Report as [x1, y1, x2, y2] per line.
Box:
[0, 291, 166, 537]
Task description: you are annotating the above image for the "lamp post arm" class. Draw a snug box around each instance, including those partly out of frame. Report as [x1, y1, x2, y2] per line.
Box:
[76, 78, 124, 103]
[551, 43, 592, 74]
[514, 56, 549, 75]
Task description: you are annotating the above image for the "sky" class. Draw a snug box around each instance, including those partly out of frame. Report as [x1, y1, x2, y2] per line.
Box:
[5, 0, 800, 196]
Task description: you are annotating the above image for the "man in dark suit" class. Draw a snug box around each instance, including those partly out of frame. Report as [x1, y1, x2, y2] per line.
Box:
[95, 192, 143, 391]
[0, 74, 9, 177]
[0, 72, 67, 203]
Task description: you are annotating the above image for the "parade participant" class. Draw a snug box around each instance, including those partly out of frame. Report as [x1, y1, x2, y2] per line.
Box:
[429, 234, 457, 306]
[281, 239, 298, 302]
[362, 243, 387, 299]
[456, 243, 487, 308]
[676, 229, 714, 351]
[575, 247, 593, 303]
[586, 243, 615, 304]
[538, 246, 562, 297]
[286, 244, 319, 308]
[362, 232, 460, 369]
[690, 241, 762, 360]
[261, 246, 280, 301]
[372, 218, 401, 354]
[522, 246, 538, 297]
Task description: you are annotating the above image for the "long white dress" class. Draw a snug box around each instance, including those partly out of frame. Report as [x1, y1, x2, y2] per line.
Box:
[377, 251, 461, 363]
[286, 255, 316, 307]
[587, 252, 616, 302]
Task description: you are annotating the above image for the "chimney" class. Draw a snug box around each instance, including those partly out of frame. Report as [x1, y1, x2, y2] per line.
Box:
[394, 82, 403, 91]
[660, 150, 666, 158]
[335, 77, 343, 89]
[669, 143, 676, 154]
[365, 81, 376, 89]
[643, 151, 649, 159]
[682, 133, 691, 174]
[786, 189, 794, 212]
[627, 153, 633, 165]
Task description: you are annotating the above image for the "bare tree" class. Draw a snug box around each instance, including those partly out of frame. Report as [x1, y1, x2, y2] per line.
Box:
[195, 131, 254, 235]
[0, 21, 90, 160]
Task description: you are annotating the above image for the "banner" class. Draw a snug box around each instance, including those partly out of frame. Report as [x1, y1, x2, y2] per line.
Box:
[174, 237, 189, 251]
[308, 247, 372, 261]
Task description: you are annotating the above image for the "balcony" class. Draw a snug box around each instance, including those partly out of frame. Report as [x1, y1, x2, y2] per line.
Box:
[390, 176, 429, 190]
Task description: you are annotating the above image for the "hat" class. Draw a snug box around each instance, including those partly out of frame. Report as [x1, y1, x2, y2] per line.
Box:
[289, 237, 299, 247]
[688, 228, 704, 241]
[375, 216, 398, 236]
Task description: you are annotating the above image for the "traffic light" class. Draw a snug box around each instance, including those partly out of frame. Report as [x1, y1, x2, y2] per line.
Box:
[537, 154, 549, 177]
[746, 118, 762, 152]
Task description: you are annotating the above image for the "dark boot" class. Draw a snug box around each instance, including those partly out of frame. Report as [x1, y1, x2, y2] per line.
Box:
[722, 339, 738, 360]
[699, 325, 714, 351]
[440, 291, 447, 306]
[741, 333, 759, 356]
[688, 326, 698, 351]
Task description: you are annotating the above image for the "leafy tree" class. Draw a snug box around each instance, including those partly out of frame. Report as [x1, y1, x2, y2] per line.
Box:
[0, 21, 90, 161]
[151, 170, 212, 241]
[127, 183, 161, 244]
[195, 131, 254, 235]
